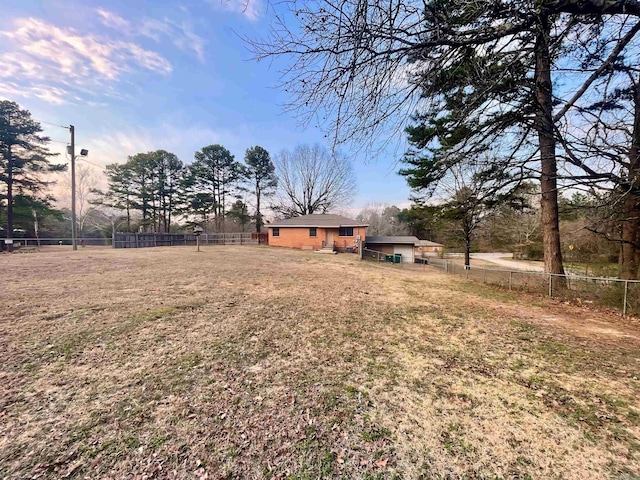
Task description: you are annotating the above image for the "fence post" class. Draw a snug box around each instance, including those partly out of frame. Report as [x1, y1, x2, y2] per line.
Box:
[135, 233, 139, 249]
[483, 268, 486, 283]
[548, 274, 553, 298]
[623, 280, 629, 317]
[154, 234, 157, 248]
[509, 271, 513, 290]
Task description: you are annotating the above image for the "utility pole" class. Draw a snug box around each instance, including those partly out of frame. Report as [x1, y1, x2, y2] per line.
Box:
[70, 125, 77, 251]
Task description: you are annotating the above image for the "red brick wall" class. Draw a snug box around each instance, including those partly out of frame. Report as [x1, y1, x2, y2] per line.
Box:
[268, 227, 324, 250]
[268, 226, 366, 252]
[332, 226, 367, 252]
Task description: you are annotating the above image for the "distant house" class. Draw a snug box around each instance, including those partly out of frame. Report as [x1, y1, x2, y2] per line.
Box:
[268, 214, 368, 253]
[415, 239, 445, 258]
[364, 236, 445, 264]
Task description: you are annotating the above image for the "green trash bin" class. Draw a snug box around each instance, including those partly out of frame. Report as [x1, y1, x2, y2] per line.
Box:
[394, 253, 402, 264]
[385, 254, 394, 263]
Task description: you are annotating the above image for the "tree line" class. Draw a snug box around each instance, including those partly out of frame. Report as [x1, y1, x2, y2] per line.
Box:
[93, 143, 357, 234]
[93, 145, 274, 234]
[1, 100, 357, 245]
[360, 186, 622, 278]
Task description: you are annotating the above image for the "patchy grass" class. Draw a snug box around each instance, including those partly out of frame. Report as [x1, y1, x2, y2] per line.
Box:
[1, 246, 639, 479]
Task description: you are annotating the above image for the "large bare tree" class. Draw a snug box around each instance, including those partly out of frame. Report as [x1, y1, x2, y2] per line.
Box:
[61, 163, 99, 237]
[356, 204, 410, 236]
[271, 144, 356, 217]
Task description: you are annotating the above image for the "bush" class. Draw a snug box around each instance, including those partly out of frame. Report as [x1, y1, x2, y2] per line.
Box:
[524, 243, 544, 261]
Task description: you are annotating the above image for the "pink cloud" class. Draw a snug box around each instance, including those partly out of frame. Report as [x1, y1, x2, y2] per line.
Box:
[0, 17, 172, 104]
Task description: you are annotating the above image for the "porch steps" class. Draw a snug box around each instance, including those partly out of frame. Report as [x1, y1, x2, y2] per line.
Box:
[316, 245, 337, 254]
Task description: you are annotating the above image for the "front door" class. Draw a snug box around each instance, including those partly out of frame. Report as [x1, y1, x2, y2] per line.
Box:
[325, 229, 334, 247]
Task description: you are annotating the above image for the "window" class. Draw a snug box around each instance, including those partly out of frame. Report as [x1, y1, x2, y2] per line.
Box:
[309, 227, 317, 237]
[272, 227, 280, 237]
[339, 227, 354, 237]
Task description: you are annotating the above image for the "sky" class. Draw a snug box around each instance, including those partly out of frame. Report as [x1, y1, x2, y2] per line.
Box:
[0, 0, 413, 211]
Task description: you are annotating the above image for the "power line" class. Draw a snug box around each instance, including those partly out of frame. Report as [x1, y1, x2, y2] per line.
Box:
[61, 149, 103, 170]
[0, 117, 67, 130]
[0, 128, 69, 145]
[78, 157, 104, 170]
[40, 120, 69, 129]
[0, 129, 69, 147]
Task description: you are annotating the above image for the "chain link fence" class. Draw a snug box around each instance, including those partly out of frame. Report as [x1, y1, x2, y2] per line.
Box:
[4, 237, 112, 247]
[421, 257, 640, 316]
[362, 248, 406, 264]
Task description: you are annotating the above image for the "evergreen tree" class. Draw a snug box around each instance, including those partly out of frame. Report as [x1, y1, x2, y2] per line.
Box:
[92, 163, 135, 231]
[226, 199, 252, 232]
[0, 100, 64, 251]
[243, 146, 277, 232]
[187, 144, 244, 232]
[93, 150, 184, 233]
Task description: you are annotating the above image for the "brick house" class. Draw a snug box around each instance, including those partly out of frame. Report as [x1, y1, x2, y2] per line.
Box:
[268, 214, 368, 253]
[415, 239, 445, 258]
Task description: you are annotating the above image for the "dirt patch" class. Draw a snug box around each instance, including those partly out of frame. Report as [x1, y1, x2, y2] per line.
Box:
[1, 246, 639, 479]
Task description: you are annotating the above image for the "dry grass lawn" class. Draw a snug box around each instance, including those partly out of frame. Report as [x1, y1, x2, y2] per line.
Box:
[1, 246, 639, 479]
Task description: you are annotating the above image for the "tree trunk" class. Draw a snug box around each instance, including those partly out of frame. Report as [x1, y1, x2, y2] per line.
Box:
[167, 192, 172, 234]
[33, 209, 41, 247]
[6, 146, 13, 252]
[256, 185, 262, 233]
[214, 183, 220, 232]
[621, 195, 640, 279]
[221, 186, 226, 233]
[621, 79, 640, 279]
[535, 13, 565, 276]
[126, 198, 131, 232]
[464, 237, 471, 268]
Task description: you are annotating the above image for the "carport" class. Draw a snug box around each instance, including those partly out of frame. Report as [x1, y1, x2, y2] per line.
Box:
[364, 236, 418, 264]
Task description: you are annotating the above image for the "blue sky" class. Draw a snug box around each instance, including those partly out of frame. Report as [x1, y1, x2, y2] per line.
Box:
[0, 0, 413, 211]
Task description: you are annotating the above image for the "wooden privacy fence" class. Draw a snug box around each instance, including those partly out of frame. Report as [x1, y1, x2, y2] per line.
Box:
[113, 232, 264, 249]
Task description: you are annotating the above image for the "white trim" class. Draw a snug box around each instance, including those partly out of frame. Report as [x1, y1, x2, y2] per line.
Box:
[269, 224, 368, 228]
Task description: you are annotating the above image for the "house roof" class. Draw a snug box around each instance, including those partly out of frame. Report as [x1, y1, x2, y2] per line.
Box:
[269, 214, 368, 228]
[415, 240, 445, 247]
[366, 236, 421, 245]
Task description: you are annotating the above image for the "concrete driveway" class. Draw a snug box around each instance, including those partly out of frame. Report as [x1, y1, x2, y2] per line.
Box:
[449, 252, 546, 272]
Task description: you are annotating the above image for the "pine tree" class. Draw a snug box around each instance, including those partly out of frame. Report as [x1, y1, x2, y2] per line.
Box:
[243, 146, 277, 232]
[0, 100, 64, 251]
